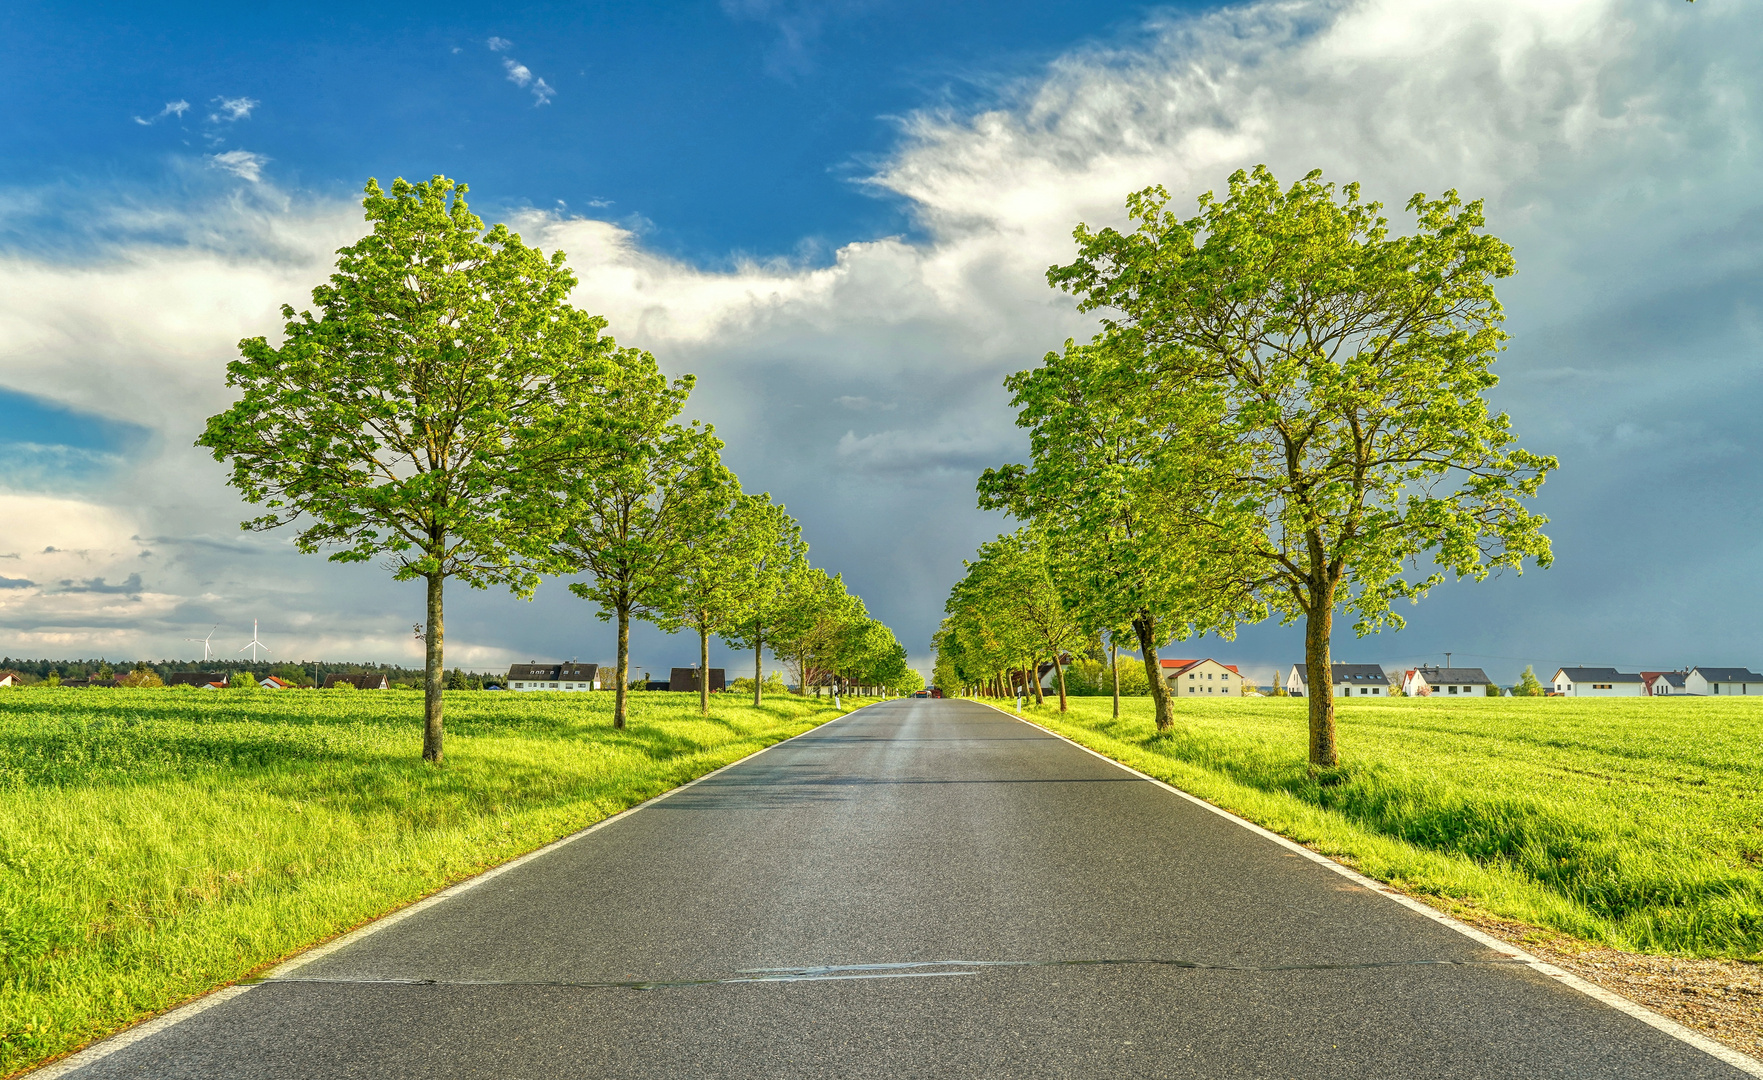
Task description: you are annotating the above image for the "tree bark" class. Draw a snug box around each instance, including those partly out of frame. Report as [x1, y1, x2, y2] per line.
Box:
[1029, 660, 1045, 705]
[753, 625, 764, 706]
[614, 602, 631, 730]
[699, 624, 711, 718]
[1133, 612, 1175, 732]
[1110, 639, 1121, 720]
[1304, 589, 1338, 767]
[422, 570, 444, 764]
[1053, 651, 1068, 713]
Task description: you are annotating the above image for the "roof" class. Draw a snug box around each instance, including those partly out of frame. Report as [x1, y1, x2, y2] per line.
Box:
[1160, 659, 1240, 676]
[508, 662, 599, 680]
[1691, 667, 1763, 682]
[1409, 667, 1493, 685]
[1293, 664, 1388, 684]
[1641, 671, 1688, 688]
[1553, 667, 1643, 683]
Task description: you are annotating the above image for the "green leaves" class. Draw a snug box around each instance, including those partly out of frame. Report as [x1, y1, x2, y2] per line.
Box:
[197, 174, 641, 760]
[965, 164, 1554, 764]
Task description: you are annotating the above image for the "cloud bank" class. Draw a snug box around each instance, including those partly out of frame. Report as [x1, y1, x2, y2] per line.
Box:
[2, 0, 1759, 683]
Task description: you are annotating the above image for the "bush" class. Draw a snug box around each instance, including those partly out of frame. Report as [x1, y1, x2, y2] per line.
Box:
[1062, 657, 1150, 696]
[117, 670, 164, 688]
[728, 672, 790, 696]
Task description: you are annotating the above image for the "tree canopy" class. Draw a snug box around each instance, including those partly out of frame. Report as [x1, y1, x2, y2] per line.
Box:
[198, 175, 620, 762]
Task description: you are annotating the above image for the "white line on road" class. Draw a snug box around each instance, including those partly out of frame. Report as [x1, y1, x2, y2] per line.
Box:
[988, 701, 1763, 1079]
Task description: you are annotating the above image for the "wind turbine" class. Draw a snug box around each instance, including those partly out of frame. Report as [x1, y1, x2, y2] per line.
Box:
[239, 620, 270, 663]
[184, 625, 219, 662]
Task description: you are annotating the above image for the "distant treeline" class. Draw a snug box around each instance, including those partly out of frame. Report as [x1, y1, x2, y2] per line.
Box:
[0, 658, 503, 689]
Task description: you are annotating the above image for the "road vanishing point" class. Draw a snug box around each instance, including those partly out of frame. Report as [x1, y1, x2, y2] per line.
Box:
[46, 698, 1757, 1078]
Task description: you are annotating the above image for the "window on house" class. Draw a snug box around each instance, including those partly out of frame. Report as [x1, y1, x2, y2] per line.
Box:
[1449, 685, 1458, 693]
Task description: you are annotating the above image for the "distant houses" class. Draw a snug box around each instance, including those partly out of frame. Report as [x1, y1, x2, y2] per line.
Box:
[1550, 666, 1763, 696]
[1685, 667, 1763, 695]
[1285, 664, 1392, 697]
[1401, 667, 1493, 697]
[506, 662, 601, 692]
[323, 672, 390, 690]
[1160, 658, 1252, 696]
[1551, 668, 1645, 696]
[166, 672, 229, 689]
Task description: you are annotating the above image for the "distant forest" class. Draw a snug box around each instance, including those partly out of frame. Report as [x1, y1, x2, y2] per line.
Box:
[0, 657, 506, 689]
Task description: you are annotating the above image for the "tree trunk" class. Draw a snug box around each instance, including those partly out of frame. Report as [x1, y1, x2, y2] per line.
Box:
[1133, 612, 1175, 732]
[1109, 639, 1121, 720]
[699, 624, 711, 718]
[422, 571, 445, 764]
[1053, 651, 1068, 713]
[1030, 660, 1045, 705]
[1304, 590, 1338, 767]
[753, 625, 764, 706]
[614, 603, 631, 730]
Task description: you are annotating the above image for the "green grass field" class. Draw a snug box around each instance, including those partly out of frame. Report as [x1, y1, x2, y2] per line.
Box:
[1021, 695, 1763, 961]
[0, 688, 846, 1076]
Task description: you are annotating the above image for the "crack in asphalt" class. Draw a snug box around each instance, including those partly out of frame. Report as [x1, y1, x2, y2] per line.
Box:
[251, 956, 1533, 992]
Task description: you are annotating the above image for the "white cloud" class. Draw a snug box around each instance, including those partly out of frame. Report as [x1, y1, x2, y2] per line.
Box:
[490, 37, 555, 105]
[208, 96, 258, 123]
[501, 58, 555, 105]
[132, 100, 190, 126]
[206, 149, 269, 182]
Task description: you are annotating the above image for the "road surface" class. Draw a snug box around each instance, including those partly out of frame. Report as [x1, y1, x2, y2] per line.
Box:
[53, 697, 1752, 1078]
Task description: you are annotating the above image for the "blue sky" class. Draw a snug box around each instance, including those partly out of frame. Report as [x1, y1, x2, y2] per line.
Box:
[2, 0, 1187, 260]
[0, 0, 1759, 686]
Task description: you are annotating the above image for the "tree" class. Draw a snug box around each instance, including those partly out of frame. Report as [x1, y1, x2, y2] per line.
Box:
[718, 496, 808, 705]
[1515, 665, 1546, 696]
[552, 354, 730, 730]
[1047, 166, 1554, 765]
[772, 568, 862, 698]
[979, 338, 1262, 731]
[199, 176, 618, 763]
[655, 477, 747, 717]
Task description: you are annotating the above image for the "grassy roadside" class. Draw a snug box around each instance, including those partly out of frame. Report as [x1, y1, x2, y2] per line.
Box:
[1016, 695, 1763, 960]
[0, 689, 847, 1076]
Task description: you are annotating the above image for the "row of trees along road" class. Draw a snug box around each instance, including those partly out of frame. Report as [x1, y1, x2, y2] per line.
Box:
[199, 176, 911, 763]
[959, 166, 1556, 768]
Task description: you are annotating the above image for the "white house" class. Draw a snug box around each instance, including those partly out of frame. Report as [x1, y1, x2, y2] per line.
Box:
[508, 661, 602, 692]
[259, 676, 295, 690]
[1286, 663, 1390, 697]
[1685, 667, 1763, 696]
[1161, 658, 1251, 697]
[1551, 667, 1645, 697]
[1402, 667, 1493, 697]
[1641, 671, 1687, 696]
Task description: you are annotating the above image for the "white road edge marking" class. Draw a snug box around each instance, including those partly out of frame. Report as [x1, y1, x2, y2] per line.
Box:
[983, 701, 1763, 1079]
[25, 701, 876, 1079]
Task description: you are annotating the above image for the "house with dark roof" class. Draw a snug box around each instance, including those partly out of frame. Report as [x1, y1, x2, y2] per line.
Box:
[1640, 671, 1688, 696]
[324, 672, 390, 690]
[1402, 666, 1493, 697]
[1551, 667, 1645, 697]
[1685, 667, 1763, 696]
[1285, 663, 1391, 697]
[506, 662, 601, 692]
[670, 667, 725, 694]
[1160, 658, 1251, 697]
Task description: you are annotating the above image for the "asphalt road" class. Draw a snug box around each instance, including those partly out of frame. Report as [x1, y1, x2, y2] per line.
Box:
[58, 698, 1750, 1078]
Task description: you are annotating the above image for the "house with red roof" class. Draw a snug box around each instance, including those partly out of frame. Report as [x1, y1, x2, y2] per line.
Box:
[1160, 658, 1251, 697]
